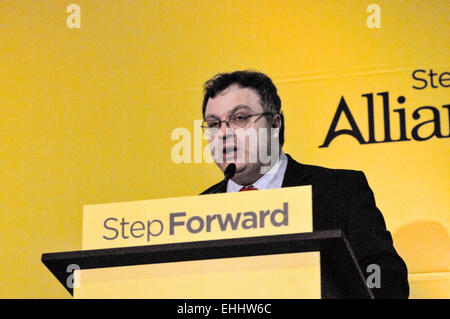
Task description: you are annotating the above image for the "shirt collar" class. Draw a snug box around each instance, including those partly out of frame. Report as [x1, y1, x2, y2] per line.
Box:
[227, 151, 288, 192]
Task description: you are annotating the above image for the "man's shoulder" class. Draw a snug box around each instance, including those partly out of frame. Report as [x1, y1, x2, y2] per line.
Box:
[285, 154, 366, 187]
[303, 163, 364, 180]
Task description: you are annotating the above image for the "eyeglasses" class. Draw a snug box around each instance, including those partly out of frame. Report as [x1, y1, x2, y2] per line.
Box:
[201, 112, 273, 132]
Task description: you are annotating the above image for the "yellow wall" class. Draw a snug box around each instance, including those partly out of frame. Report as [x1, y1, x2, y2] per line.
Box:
[0, 0, 448, 298]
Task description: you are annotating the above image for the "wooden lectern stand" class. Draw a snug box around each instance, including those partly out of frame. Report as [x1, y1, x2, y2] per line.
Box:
[42, 229, 373, 299]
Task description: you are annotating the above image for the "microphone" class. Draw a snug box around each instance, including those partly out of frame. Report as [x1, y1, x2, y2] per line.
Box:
[224, 163, 236, 181]
[210, 163, 236, 194]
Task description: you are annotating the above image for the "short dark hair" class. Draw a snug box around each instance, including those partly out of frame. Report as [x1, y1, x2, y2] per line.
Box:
[202, 70, 285, 147]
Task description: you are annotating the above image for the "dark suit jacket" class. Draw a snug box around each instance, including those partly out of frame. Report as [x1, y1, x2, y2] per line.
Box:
[200, 154, 409, 299]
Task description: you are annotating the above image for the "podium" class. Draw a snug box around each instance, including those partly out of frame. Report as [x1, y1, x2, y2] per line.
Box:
[42, 229, 373, 299]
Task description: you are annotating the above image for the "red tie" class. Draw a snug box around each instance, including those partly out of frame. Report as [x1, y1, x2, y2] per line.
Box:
[239, 185, 259, 191]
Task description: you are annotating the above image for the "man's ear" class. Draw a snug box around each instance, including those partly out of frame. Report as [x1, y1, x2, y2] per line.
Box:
[272, 113, 282, 129]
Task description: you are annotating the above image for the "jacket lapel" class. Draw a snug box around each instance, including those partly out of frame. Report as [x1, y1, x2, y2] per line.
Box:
[282, 154, 309, 187]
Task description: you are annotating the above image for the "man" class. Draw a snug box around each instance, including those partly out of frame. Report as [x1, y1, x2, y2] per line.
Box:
[199, 70, 409, 299]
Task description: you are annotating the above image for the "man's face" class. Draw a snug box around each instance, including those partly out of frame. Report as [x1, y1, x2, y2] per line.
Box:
[204, 84, 278, 185]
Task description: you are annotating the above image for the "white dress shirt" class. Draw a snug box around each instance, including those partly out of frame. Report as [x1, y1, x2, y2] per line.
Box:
[227, 151, 288, 192]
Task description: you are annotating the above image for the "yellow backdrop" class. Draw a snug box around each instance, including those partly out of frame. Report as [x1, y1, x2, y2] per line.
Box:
[0, 0, 448, 298]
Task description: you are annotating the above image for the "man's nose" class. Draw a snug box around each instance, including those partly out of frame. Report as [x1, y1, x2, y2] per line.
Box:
[219, 121, 234, 138]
